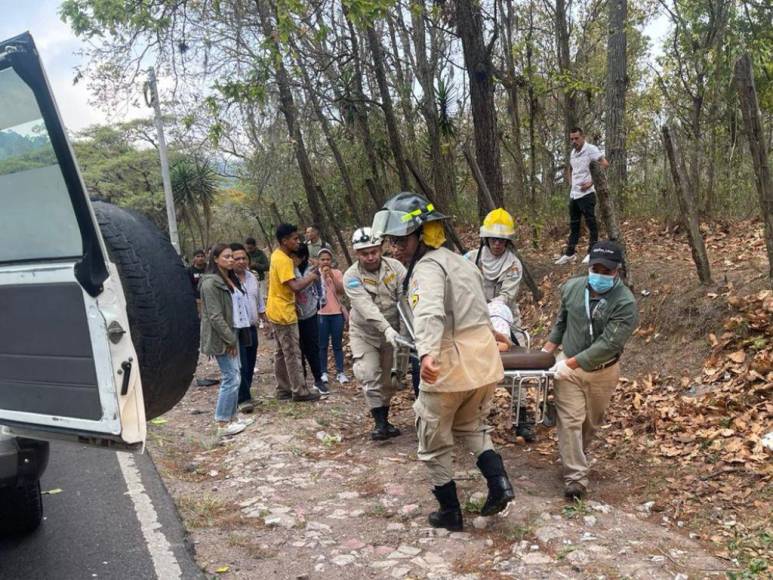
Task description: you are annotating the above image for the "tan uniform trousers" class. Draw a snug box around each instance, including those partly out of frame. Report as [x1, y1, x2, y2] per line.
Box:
[273, 322, 311, 397]
[351, 335, 397, 410]
[414, 384, 496, 487]
[554, 357, 620, 488]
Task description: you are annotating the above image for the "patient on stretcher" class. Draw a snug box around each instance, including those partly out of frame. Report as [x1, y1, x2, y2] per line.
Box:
[488, 300, 514, 352]
[488, 301, 555, 370]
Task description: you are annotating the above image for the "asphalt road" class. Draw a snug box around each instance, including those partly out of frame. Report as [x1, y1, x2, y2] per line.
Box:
[0, 441, 202, 580]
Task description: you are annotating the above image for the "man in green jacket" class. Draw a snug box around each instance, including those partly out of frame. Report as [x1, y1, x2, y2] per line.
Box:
[245, 237, 270, 280]
[543, 240, 638, 500]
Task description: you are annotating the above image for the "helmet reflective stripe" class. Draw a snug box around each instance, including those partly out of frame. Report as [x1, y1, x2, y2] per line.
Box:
[400, 203, 435, 222]
[372, 193, 447, 238]
[372, 209, 419, 237]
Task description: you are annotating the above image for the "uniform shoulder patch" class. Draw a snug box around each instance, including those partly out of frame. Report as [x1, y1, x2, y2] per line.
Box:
[346, 277, 362, 289]
[409, 278, 420, 308]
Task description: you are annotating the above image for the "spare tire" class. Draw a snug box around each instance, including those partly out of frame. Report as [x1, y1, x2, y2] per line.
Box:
[92, 201, 199, 419]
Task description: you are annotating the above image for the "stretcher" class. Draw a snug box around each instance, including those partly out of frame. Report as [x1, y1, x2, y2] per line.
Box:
[500, 344, 555, 428]
[395, 301, 556, 428]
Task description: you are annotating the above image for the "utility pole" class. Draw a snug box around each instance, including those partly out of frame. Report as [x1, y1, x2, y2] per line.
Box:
[144, 68, 180, 253]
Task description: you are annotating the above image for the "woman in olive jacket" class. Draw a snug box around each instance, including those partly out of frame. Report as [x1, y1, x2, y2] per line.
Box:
[200, 243, 252, 437]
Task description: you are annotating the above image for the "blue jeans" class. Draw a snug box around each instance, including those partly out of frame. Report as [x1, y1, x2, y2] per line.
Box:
[319, 313, 345, 374]
[215, 344, 241, 422]
[238, 326, 258, 404]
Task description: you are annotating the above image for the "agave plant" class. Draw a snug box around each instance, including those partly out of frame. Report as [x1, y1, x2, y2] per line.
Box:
[171, 157, 218, 249]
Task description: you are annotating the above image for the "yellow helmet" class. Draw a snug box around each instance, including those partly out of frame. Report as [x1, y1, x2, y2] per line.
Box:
[480, 208, 515, 240]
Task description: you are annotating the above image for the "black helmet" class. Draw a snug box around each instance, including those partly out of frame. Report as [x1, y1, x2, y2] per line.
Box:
[371, 192, 447, 237]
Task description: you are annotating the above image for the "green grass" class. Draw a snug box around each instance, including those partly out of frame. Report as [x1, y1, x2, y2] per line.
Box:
[177, 494, 229, 528]
[463, 496, 485, 515]
[562, 499, 590, 519]
[726, 527, 772, 580]
[555, 545, 577, 561]
[367, 503, 392, 519]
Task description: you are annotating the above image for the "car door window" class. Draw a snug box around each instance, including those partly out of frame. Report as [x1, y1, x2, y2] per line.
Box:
[0, 67, 82, 263]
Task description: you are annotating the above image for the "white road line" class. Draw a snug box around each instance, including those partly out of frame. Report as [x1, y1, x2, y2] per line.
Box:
[117, 451, 182, 580]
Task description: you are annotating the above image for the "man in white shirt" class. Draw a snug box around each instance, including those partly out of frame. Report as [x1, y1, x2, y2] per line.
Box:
[555, 128, 609, 265]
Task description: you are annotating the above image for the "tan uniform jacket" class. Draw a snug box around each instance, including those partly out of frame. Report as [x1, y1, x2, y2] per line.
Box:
[343, 257, 406, 349]
[409, 247, 504, 392]
[465, 248, 523, 334]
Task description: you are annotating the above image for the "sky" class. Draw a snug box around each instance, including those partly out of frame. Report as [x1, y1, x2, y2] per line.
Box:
[0, 0, 141, 133]
[1, 1, 670, 134]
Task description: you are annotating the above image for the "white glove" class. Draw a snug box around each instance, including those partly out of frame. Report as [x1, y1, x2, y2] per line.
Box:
[550, 359, 572, 381]
[384, 327, 400, 348]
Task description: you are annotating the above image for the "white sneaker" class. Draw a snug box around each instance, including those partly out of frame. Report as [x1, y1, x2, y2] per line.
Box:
[582, 254, 590, 264]
[321, 372, 328, 383]
[337, 372, 349, 384]
[218, 421, 246, 437]
[237, 417, 255, 428]
[554, 254, 577, 265]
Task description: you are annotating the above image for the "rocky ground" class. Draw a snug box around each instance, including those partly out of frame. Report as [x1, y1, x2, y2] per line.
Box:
[147, 219, 771, 579]
[148, 352, 729, 579]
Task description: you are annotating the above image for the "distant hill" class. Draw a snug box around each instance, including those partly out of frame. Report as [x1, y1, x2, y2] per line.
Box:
[0, 129, 56, 175]
[0, 129, 49, 159]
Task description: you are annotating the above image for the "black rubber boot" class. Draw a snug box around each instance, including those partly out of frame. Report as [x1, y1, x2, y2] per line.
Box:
[370, 407, 390, 441]
[514, 409, 537, 442]
[429, 481, 463, 531]
[384, 406, 401, 438]
[476, 450, 515, 516]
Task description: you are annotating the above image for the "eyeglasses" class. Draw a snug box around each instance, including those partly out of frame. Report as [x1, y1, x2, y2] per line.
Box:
[386, 236, 411, 247]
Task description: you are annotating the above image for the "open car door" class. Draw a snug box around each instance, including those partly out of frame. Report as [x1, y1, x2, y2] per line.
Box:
[0, 32, 146, 450]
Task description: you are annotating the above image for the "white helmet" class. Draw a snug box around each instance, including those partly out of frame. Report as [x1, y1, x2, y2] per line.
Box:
[352, 227, 382, 251]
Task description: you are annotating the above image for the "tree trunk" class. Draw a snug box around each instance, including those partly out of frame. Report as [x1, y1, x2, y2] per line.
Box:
[500, 0, 527, 204]
[462, 145, 544, 302]
[298, 64, 364, 224]
[292, 200, 309, 227]
[526, 4, 538, 205]
[734, 55, 773, 286]
[662, 125, 713, 285]
[255, 0, 331, 246]
[254, 214, 273, 250]
[410, 1, 455, 210]
[505, 82, 527, 205]
[689, 94, 704, 207]
[316, 185, 353, 267]
[344, 11, 385, 205]
[589, 160, 631, 285]
[365, 24, 410, 190]
[589, 161, 621, 242]
[605, 0, 627, 212]
[386, 15, 418, 163]
[270, 201, 283, 226]
[556, 0, 577, 148]
[454, 0, 505, 211]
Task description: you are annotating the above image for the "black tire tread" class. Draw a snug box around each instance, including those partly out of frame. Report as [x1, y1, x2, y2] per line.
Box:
[0, 480, 43, 535]
[92, 202, 199, 419]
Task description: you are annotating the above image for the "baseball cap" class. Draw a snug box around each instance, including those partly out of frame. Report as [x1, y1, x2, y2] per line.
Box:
[588, 240, 623, 269]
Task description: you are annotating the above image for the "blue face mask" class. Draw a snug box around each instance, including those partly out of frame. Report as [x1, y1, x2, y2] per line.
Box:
[588, 272, 616, 293]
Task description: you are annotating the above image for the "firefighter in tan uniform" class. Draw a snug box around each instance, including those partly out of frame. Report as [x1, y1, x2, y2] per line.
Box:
[343, 227, 407, 440]
[372, 192, 515, 531]
[465, 208, 536, 442]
